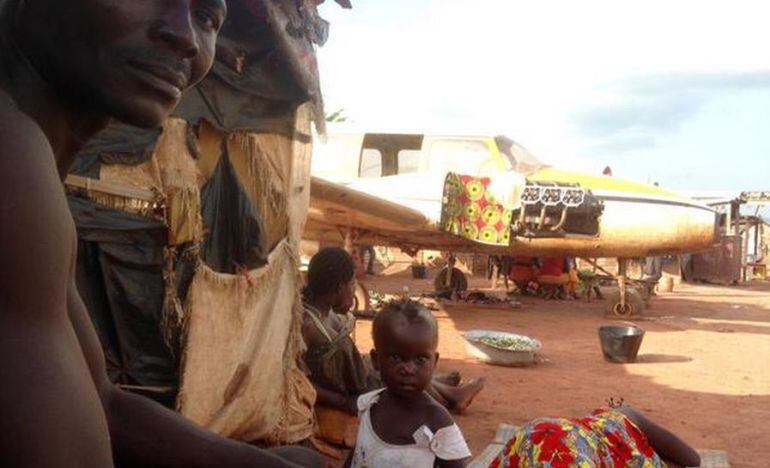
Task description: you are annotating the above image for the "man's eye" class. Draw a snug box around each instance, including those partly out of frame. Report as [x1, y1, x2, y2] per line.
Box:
[416, 357, 428, 365]
[195, 9, 221, 31]
[388, 354, 402, 363]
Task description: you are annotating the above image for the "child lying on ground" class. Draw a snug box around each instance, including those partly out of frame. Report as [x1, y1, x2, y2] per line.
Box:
[489, 402, 701, 468]
[347, 300, 472, 468]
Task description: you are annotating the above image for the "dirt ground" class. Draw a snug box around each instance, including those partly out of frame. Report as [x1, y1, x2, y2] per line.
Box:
[352, 275, 770, 468]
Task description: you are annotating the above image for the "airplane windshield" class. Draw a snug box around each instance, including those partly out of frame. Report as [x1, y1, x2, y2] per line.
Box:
[495, 136, 547, 174]
[428, 139, 496, 175]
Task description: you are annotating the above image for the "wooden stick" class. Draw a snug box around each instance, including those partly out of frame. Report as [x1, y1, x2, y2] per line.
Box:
[580, 258, 616, 278]
[117, 384, 176, 393]
[65, 174, 160, 203]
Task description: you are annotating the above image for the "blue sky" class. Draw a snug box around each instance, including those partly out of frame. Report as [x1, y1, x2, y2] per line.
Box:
[317, 0, 770, 201]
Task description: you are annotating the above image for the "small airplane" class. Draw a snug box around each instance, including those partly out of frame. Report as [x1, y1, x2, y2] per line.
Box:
[306, 129, 718, 316]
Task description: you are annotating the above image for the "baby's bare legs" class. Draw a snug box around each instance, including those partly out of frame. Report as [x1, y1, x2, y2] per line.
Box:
[428, 379, 486, 414]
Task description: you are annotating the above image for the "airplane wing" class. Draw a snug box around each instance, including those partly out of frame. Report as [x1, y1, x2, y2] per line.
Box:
[306, 175, 506, 253]
[309, 176, 431, 233]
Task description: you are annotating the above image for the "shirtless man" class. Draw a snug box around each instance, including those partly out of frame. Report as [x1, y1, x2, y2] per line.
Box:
[0, 1, 316, 466]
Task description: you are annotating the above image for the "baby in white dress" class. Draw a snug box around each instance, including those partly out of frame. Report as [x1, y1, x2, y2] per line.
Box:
[348, 300, 472, 468]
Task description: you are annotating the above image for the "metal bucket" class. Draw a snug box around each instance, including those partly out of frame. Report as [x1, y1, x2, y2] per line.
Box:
[598, 325, 645, 363]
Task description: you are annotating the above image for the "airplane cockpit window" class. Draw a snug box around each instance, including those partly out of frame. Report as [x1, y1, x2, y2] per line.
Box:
[312, 133, 366, 181]
[495, 135, 547, 174]
[360, 133, 424, 177]
[359, 148, 383, 178]
[428, 139, 499, 175]
[397, 149, 424, 174]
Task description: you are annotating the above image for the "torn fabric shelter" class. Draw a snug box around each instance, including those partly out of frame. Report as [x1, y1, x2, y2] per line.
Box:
[66, 0, 337, 444]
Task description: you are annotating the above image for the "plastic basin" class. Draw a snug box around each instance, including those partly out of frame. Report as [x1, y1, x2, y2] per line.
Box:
[598, 325, 645, 363]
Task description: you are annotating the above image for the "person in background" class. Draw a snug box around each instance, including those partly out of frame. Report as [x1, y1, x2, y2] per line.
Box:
[534, 257, 570, 299]
[509, 256, 538, 295]
[565, 257, 579, 300]
[361, 245, 376, 275]
[488, 255, 513, 291]
[644, 256, 663, 282]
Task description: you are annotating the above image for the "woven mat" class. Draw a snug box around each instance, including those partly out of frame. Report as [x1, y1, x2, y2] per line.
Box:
[469, 424, 729, 468]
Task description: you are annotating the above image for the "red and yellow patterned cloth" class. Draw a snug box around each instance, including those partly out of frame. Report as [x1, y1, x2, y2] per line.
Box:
[441, 173, 513, 246]
[489, 408, 664, 468]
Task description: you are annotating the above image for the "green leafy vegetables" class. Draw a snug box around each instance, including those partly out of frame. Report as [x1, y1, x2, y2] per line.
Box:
[476, 335, 536, 351]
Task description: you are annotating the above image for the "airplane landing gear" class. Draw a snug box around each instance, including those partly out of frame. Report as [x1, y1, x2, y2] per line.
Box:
[617, 258, 630, 316]
[603, 288, 645, 317]
[613, 302, 633, 317]
[582, 257, 647, 318]
[607, 258, 647, 317]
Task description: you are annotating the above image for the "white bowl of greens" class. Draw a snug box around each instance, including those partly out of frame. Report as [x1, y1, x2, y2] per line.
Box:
[463, 329, 542, 366]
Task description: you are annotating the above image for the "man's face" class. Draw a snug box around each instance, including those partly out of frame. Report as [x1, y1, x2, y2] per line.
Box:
[22, 0, 227, 127]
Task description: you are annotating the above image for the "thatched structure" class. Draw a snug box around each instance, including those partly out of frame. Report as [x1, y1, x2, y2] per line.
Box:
[66, 0, 348, 444]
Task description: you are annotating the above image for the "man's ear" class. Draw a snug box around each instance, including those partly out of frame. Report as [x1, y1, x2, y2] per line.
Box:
[433, 351, 440, 366]
[370, 349, 380, 371]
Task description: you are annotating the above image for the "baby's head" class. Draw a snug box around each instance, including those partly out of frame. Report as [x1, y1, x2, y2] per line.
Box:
[371, 300, 439, 398]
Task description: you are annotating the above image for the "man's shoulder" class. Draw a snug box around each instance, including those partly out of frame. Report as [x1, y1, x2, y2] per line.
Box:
[0, 88, 54, 163]
[0, 88, 74, 310]
[0, 88, 58, 192]
[0, 87, 67, 228]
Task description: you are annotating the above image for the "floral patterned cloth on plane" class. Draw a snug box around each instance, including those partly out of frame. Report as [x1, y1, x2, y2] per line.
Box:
[441, 173, 513, 246]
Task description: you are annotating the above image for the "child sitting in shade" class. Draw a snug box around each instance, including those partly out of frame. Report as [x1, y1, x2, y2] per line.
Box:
[348, 300, 472, 468]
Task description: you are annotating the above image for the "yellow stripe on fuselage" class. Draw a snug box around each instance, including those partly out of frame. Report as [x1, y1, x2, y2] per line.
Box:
[528, 167, 687, 201]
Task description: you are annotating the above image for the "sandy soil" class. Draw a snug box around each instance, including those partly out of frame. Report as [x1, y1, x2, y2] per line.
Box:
[352, 275, 770, 468]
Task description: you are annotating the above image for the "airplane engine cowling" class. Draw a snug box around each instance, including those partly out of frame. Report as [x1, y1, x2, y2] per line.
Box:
[512, 181, 604, 238]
